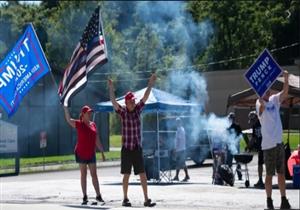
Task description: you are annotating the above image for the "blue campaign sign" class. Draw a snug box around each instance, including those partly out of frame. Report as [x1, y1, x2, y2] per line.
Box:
[0, 24, 50, 117]
[244, 49, 282, 97]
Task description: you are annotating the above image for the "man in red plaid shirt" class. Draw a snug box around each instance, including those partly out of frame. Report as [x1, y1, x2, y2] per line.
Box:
[108, 74, 156, 207]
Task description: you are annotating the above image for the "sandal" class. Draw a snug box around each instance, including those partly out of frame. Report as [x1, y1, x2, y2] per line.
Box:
[144, 199, 156, 207]
[96, 195, 104, 202]
[81, 195, 88, 205]
[122, 198, 132, 207]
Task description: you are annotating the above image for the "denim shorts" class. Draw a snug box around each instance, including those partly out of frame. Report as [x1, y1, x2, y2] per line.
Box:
[75, 153, 96, 164]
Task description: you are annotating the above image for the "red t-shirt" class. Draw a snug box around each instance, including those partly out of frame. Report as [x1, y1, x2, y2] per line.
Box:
[74, 120, 97, 160]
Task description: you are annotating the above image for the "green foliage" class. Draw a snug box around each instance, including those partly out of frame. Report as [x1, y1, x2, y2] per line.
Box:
[109, 134, 122, 147]
[1, 1, 298, 74]
[1, 1, 298, 138]
[240, 131, 300, 152]
[109, 113, 121, 135]
[44, 1, 101, 73]
[187, 0, 299, 71]
[0, 2, 49, 59]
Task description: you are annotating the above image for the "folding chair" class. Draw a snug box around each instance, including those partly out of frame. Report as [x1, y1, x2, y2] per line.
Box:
[154, 149, 172, 183]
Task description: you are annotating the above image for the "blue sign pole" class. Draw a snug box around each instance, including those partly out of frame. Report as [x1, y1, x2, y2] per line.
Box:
[244, 49, 282, 97]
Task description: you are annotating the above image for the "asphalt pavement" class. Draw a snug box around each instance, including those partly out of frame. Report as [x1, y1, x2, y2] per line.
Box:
[1, 154, 299, 210]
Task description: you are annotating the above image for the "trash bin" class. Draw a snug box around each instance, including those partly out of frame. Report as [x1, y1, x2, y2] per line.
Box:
[293, 165, 300, 189]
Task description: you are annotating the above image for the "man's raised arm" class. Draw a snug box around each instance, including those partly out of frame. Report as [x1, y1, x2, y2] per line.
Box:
[108, 79, 121, 111]
[279, 70, 289, 103]
[142, 74, 156, 103]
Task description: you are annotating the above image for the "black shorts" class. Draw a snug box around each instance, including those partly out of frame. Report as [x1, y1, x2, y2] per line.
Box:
[75, 153, 96, 164]
[121, 146, 145, 175]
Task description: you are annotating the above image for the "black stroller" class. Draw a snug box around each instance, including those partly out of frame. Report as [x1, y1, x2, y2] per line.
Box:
[211, 143, 235, 186]
[233, 153, 253, 188]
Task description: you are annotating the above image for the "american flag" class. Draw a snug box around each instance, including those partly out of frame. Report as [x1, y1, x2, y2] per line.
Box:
[58, 7, 108, 107]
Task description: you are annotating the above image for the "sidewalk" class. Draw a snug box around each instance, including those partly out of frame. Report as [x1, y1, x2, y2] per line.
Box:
[1, 154, 300, 210]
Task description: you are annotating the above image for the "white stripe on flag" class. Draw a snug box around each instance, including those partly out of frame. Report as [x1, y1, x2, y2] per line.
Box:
[61, 66, 86, 98]
[86, 44, 105, 61]
[87, 54, 107, 73]
[63, 76, 87, 107]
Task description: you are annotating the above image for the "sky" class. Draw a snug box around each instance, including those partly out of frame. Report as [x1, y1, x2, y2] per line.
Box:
[0, 1, 41, 5]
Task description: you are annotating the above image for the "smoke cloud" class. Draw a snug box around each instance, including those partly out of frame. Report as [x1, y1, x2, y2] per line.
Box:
[134, 1, 242, 165]
[135, 1, 213, 66]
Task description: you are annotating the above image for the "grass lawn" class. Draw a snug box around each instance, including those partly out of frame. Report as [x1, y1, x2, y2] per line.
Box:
[0, 135, 124, 170]
[240, 131, 300, 151]
[110, 135, 122, 147]
[1, 132, 298, 174]
[0, 151, 120, 170]
[283, 132, 300, 149]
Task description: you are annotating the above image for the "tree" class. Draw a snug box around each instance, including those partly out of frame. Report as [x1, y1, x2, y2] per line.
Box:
[187, 0, 299, 71]
[0, 2, 49, 59]
[41, 0, 59, 9]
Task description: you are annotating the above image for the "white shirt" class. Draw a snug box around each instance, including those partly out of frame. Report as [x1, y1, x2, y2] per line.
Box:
[175, 126, 186, 152]
[256, 93, 283, 150]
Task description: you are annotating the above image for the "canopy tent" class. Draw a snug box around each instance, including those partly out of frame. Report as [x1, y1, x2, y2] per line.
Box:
[95, 88, 206, 183]
[95, 87, 203, 113]
[226, 74, 300, 109]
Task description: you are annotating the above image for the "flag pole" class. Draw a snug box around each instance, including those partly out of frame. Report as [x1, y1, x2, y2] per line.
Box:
[30, 23, 51, 72]
[98, 6, 108, 57]
[29, 22, 59, 89]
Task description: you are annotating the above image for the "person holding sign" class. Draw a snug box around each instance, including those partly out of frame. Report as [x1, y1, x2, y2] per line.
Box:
[256, 70, 291, 209]
[63, 105, 106, 205]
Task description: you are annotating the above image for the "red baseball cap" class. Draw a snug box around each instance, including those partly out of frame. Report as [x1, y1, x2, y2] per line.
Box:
[81, 105, 93, 114]
[125, 91, 136, 102]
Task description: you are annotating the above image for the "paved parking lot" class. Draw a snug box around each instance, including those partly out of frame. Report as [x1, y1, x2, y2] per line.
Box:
[1, 155, 299, 210]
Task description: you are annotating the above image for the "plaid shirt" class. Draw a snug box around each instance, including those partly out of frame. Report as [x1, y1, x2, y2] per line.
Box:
[116, 100, 144, 150]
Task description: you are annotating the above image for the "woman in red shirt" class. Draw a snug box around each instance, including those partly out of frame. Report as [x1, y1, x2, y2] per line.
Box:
[63, 105, 105, 205]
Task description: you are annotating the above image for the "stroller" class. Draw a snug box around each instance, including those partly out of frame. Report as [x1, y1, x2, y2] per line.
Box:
[211, 139, 235, 186]
[212, 147, 226, 185]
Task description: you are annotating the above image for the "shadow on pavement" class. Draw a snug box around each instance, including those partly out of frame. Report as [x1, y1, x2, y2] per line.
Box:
[272, 182, 300, 190]
[187, 162, 213, 169]
[63, 204, 110, 209]
[103, 181, 213, 186]
[233, 181, 299, 191]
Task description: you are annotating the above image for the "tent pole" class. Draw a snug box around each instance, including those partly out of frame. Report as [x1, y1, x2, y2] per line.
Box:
[141, 114, 144, 146]
[157, 111, 160, 182]
[287, 98, 293, 145]
[225, 94, 231, 115]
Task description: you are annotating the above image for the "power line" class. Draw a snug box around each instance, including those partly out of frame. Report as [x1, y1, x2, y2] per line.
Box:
[90, 42, 299, 83]
[89, 78, 148, 83]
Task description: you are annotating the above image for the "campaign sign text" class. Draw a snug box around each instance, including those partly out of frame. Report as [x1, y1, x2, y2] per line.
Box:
[0, 24, 50, 116]
[244, 49, 282, 97]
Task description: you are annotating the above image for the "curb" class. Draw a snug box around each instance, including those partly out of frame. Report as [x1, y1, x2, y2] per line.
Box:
[18, 159, 121, 174]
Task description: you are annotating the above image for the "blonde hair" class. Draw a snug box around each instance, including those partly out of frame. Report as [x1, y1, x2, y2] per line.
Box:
[79, 112, 83, 121]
